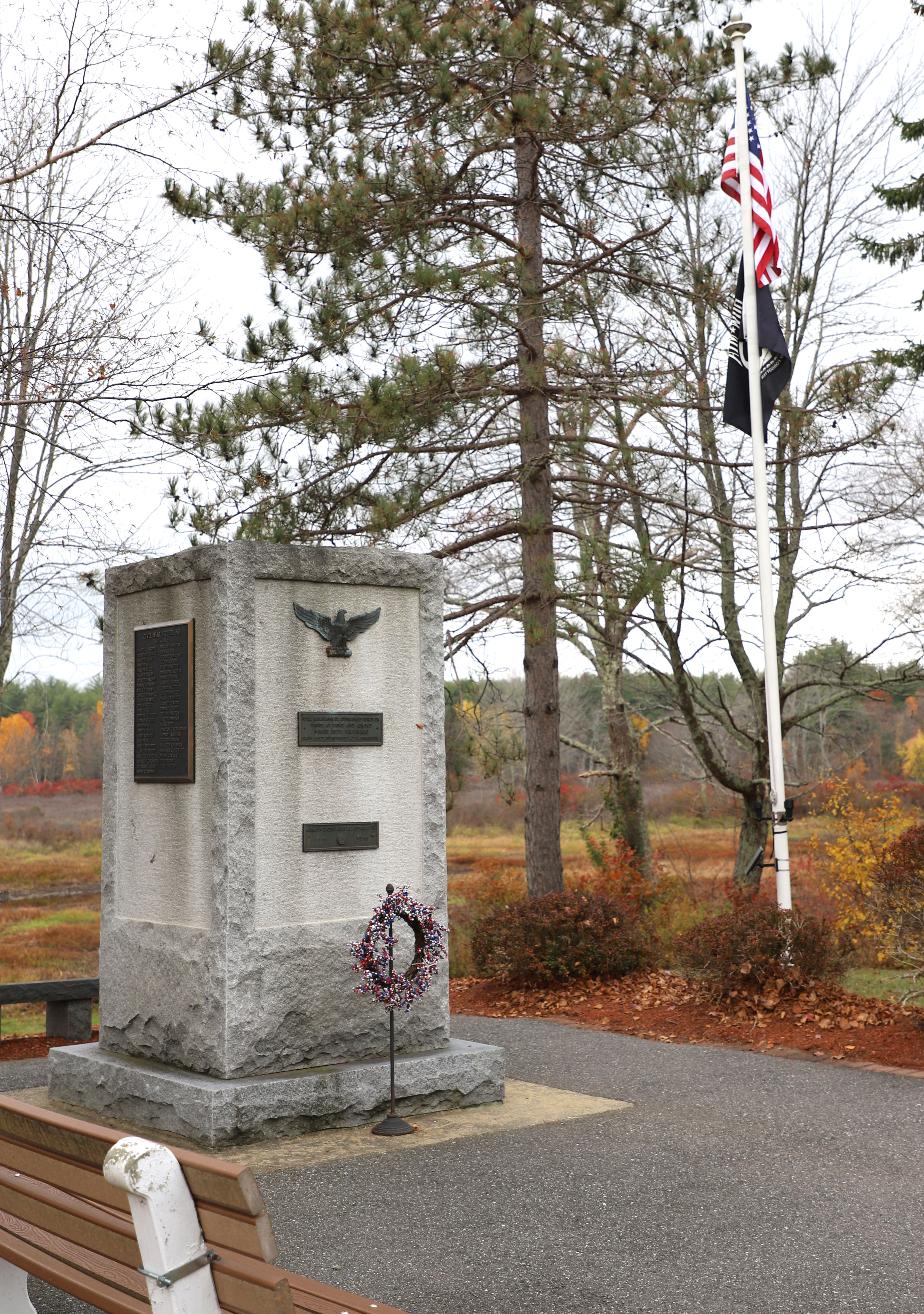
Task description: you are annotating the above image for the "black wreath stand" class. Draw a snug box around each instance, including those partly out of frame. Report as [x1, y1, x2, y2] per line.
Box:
[372, 885, 415, 1137]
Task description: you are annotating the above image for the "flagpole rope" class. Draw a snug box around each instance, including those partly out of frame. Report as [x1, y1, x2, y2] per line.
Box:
[724, 13, 793, 913]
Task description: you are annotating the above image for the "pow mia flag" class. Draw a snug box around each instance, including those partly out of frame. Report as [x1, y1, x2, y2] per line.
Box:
[722, 264, 792, 438]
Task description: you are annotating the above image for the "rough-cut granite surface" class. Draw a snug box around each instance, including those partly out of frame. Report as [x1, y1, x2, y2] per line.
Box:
[48, 543, 503, 1144]
[49, 1040, 505, 1147]
[88, 543, 451, 1078]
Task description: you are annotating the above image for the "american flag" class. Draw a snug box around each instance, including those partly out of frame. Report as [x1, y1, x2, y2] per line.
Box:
[721, 92, 781, 287]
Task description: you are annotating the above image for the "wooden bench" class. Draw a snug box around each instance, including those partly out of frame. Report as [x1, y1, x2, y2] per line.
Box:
[0, 1095, 411, 1314]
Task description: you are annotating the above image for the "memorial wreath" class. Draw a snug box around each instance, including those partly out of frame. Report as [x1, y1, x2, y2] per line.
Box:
[349, 885, 447, 1011]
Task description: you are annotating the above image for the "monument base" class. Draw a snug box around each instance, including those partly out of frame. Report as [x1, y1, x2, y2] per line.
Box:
[48, 1038, 504, 1148]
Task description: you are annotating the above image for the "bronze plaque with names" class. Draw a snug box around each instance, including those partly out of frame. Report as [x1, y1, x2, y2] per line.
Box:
[297, 711, 383, 747]
[302, 822, 379, 853]
[133, 620, 195, 783]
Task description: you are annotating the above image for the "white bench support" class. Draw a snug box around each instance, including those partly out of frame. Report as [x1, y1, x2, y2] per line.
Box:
[103, 1135, 222, 1314]
[0, 1255, 36, 1314]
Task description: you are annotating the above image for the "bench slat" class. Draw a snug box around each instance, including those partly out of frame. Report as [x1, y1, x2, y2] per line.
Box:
[0, 1227, 147, 1314]
[287, 1271, 412, 1314]
[0, 1166, 139, 1266]
[0, 1205, 294, 1314]
[0, 1135, 127, 1209]
[0, 1135, 277, 1261]
[201, 1199, 279, 1263]
[0, 1094, 267, 1215]
[289, 1288, 394, 1314]
[212, 1261, 295, 1314]
[0, 1207, 148, 1303]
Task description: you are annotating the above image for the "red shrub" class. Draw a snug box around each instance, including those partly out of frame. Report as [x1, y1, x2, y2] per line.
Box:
[559, 774, 593, 818]
[873, 776, 924, 809]
[470, 888, 647, 987]
[582, 833, 652, 916]
[869, 825, 924, 1000]
[2, 778, 101, 797]
[675, 894, 844, 997]
[873, 824, 924, 892]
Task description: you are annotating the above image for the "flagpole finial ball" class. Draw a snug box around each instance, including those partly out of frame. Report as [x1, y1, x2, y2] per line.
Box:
[723, 14, 752, 39]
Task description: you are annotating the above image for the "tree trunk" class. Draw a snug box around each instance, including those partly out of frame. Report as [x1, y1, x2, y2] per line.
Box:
[600, 666, 652, 879]
[608, 757, 652, 879]
[0, 625, 12, 695]
[513, 53, 563, 898]
[0, 357, 32, 695]
[733, 783, 769, 893]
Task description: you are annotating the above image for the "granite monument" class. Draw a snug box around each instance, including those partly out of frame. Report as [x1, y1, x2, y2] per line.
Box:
[49, 542, 503, 1146]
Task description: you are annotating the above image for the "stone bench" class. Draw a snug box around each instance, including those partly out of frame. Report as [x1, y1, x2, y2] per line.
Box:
[0, 978, 98, 1042]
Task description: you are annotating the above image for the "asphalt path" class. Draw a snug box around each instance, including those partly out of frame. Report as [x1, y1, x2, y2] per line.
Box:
[3, 1017, 922, 1313]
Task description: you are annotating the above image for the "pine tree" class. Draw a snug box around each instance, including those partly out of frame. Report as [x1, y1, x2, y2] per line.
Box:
[861, 0, 924, 374]
[161, 0, 706, 896]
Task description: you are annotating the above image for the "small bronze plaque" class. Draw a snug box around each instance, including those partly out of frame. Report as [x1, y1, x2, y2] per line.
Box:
[298, 711, 383, 747]
[302, 822, 379, 853]
[134, 620, 195, 783]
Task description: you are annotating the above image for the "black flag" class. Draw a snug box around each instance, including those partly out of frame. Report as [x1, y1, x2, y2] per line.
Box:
[722, 264, 791, 437]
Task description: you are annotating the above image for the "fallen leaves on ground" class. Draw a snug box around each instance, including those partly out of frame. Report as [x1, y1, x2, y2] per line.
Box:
[450, 970, 924, 1072]
[0, 1029, 100, 1063]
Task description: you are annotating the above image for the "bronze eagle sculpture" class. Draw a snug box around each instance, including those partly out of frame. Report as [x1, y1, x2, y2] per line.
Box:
[293, 602, 381, 657]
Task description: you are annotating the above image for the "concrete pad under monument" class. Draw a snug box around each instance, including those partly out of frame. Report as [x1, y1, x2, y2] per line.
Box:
[49, 542, 503, 1146]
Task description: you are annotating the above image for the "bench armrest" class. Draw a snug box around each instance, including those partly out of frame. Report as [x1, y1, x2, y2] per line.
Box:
[104, 1136, 222, 1314]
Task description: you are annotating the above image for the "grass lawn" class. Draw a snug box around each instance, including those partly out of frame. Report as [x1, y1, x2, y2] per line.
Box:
[447, 820, 591, 865]
[0, 898, 99, 978]
[0, 1003, 99, 1039]
[0, 840, 101, 893]
[842, 967, 922, 1007]
[448, 813, 837, 871]
[0, 894, 100, 1039]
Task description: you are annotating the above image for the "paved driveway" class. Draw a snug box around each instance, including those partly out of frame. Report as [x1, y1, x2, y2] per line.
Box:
[4, 1016, 922, 1313]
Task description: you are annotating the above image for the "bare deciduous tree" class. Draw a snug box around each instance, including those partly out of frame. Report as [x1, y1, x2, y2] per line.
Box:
[0, 0, 249, 190]
[611, 29, 923, 883]
[0, 31, 195, 690]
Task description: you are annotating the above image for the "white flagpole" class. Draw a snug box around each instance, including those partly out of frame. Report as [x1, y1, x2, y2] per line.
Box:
[724, 15, 792, 912]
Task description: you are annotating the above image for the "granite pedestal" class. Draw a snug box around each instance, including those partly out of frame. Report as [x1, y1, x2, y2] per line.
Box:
[51, 1039, 503, 1147]
[49, 543, 503, 1142]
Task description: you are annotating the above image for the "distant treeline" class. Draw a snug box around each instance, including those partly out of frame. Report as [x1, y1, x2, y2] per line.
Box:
[3, 650, 924, 797]
[447, 645, 924, 807]
[0, 678, 103, 784]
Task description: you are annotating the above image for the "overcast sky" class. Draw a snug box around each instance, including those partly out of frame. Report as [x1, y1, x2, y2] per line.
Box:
[5, 0, 924, 689]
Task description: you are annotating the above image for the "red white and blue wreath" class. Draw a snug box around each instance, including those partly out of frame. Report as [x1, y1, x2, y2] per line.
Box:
[349, 885, 447, 1011]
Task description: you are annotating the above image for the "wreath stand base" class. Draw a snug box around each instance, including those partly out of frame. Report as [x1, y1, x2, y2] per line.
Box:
[372, 1113, 414, 1136]
[372, 1001, 415, 1136]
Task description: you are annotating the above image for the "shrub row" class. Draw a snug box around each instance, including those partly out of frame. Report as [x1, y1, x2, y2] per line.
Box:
[1, 778, 101, 797]
[463, 818, 924, 995]
[470, 887, 846, 994]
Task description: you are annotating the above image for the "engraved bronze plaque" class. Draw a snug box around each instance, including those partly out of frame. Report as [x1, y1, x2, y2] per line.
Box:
[297, 711, 383, 747]
[302, 822, 379, 852]
[134, 620, 195, 783]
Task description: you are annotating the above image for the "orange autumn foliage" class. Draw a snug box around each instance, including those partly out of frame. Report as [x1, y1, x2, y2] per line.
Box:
[814, 775, 912, 958]
[898, 731, 924, 782]
[0, 713, 36, 783]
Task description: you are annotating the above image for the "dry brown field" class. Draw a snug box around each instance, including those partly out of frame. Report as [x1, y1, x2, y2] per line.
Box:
[0, 789, 912, 1038]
